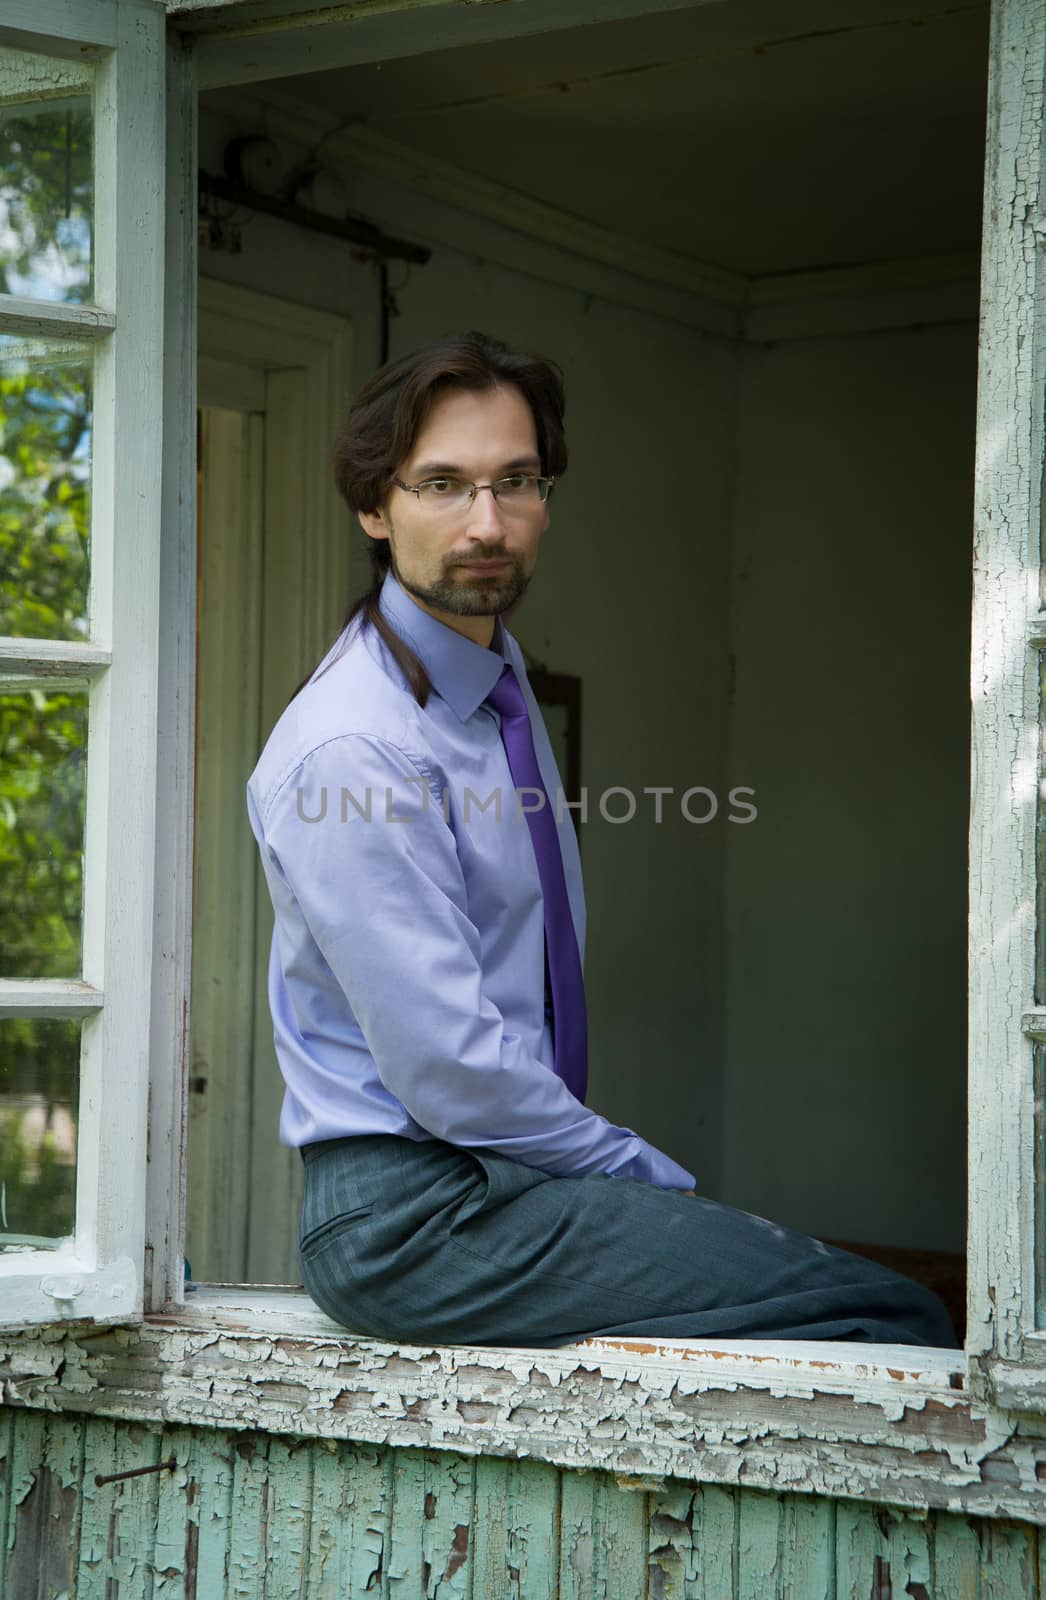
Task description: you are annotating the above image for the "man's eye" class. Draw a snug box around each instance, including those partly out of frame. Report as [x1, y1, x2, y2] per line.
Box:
[502, 475, 530, 489]
[424, 478, 458, 494]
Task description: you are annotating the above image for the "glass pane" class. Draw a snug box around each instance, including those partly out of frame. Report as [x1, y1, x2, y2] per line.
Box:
[0, 688, 87, 979]
[0, 336, 91, 640]
[0, 48, 93, 304]
[0, 1015, 79, 1248]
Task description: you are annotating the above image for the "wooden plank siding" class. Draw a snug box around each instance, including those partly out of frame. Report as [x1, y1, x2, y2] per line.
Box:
[3, 1407, 1046, 1598]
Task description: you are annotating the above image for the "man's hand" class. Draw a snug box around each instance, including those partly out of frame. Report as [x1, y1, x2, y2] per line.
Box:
[679, 1188, 696, 1197]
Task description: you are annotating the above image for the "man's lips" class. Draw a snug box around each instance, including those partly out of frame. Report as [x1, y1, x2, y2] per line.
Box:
[458, 560, 511, 574]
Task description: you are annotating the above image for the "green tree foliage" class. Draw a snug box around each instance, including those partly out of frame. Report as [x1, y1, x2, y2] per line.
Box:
[0, 97, 92, 300]
[0, 685, 86, 980]
[0, 1017, 78, 1242]
[0, 355, 90, 641]
[0, 99, 93, 1243]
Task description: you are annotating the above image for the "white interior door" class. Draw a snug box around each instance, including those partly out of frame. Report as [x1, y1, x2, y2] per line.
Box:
[187, 282, 350, 1285]
[189, 394, 266, 1283]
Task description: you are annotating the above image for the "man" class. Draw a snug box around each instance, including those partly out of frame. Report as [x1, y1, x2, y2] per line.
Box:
[246, 330, 956, 1350]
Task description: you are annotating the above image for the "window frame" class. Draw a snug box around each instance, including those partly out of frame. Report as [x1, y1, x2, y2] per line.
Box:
[7, 0, 1046, 1512]
[0, 0, 167, 1331]
[154, 0, 1025, 1386]
[963, 0, 1046, 1412]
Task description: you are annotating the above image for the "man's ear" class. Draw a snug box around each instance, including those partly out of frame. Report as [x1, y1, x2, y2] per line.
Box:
[358, 507, 389, 543]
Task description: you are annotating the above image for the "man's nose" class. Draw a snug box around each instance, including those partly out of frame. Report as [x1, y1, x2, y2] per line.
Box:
[466, 484, 508, 533]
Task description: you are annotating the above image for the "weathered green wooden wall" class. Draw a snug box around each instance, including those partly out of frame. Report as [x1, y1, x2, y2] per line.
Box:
[0, 1407, 1041, 1599]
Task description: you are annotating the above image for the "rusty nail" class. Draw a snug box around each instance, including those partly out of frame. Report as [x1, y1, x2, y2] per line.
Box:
[95, 1455, 178, 1487]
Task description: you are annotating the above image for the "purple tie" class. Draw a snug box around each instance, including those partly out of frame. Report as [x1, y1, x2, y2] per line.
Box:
[486, 662, 588, 1103]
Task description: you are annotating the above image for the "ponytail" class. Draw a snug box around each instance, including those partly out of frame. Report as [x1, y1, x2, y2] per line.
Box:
[284, 539, 433, 709]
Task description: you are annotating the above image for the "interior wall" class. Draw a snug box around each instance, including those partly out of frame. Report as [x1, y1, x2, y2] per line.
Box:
[198, 103, 736, 1194]
[198, 100, 976, 1249]
[722, 321, 976, 1252]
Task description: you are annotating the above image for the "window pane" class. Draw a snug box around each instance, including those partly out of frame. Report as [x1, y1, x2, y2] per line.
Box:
[0, 336, 92, 640]
[0, 688, 87, 979]
[0, 1015, 79, 1248]
[0, 48, 92, 304]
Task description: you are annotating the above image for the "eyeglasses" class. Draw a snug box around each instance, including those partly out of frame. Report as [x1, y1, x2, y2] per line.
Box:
[392, 473, 555, 514]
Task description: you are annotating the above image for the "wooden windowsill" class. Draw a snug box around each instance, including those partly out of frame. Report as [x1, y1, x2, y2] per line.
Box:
[8, 1283, 1041, 1521]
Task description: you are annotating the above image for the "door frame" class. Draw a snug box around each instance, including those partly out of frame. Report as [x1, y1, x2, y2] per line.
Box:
[198, 277, 353, 663]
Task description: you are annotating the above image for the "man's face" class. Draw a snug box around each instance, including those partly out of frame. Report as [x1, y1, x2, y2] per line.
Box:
[358, 381, 551, 646]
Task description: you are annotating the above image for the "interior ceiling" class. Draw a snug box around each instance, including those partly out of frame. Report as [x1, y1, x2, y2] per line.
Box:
[224, 0, 991, 280]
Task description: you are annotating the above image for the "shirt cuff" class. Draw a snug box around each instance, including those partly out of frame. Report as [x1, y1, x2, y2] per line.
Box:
[616, 1142, 696, 1192]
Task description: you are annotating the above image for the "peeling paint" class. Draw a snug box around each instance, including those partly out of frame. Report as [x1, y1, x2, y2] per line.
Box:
[0, 1318, 1044, 1528]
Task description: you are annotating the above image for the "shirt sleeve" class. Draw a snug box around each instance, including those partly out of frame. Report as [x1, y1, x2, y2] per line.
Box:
[257, 732, 696, 1191]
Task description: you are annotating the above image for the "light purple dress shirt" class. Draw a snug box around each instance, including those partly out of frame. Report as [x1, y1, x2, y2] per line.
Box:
[245, 567, 696, 1190]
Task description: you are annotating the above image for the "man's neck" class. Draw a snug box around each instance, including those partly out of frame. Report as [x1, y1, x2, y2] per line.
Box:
[407, 591, 496, 649]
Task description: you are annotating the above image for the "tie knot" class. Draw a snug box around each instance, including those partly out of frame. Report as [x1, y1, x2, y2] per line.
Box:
[485, 662, 528, 721]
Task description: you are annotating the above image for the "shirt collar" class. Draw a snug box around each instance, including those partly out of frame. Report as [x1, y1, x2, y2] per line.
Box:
[377, 566, 510, 722]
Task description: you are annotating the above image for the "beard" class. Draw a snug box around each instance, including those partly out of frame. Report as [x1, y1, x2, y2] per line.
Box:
[386, 525, 531, 617]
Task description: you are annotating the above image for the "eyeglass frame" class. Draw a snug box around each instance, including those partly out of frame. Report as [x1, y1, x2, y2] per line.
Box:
[391, 472, 556, 510]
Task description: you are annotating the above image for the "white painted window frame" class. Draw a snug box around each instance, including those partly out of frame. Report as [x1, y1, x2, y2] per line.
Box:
[7, 0, 1046, 1511]
[141, 0, 1046, 1466]
[0, 0, 167, 1330]
[965, 0, 1046, 1416]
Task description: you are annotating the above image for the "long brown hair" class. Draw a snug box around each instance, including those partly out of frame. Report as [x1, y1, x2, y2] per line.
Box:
[286, 330, 568, 708]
